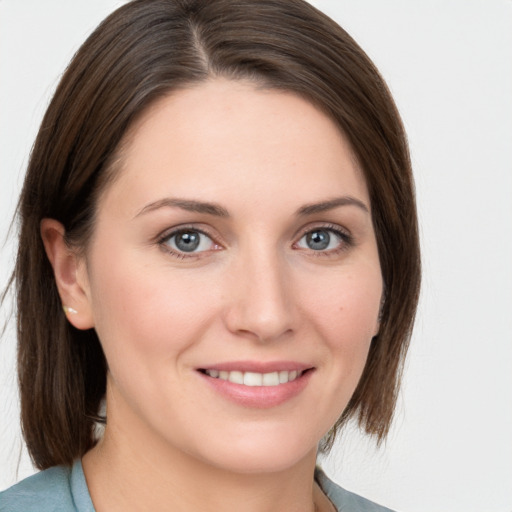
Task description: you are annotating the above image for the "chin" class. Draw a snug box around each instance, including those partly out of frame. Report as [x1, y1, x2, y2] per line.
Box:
[190, 427, 321, 475]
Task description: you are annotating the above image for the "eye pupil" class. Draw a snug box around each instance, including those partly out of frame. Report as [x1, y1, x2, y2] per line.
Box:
[306, 230, 330, 250]
[175, 231, 200, 252]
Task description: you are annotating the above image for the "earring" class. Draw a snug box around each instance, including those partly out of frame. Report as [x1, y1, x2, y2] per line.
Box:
[62, 305, 78, 315]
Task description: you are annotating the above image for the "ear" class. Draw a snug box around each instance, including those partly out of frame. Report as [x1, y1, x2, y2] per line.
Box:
[40, 218, 95, 330]
[372, 292, 385, 338]
[372, 319, 380, 338]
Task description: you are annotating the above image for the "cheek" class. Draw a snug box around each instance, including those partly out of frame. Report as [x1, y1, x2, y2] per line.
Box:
[306, 266, 381, 330]
[87, 250, 217, 366]
[298, 263, 382, 365]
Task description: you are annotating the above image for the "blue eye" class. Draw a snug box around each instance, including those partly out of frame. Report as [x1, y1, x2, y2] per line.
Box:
[296, 228, 345, 252]
[163, 229, 215, 254]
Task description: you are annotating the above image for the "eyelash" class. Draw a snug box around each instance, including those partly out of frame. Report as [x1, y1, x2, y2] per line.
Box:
[294, 223, 354, 257]
[157, 226, 220, 259]
[156, 223, 354, 259]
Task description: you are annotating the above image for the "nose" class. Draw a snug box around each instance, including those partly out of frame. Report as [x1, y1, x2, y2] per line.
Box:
[223, 247, 296, 343]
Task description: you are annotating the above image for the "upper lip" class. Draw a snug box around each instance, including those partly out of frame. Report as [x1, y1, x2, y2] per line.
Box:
[197, 361, 314, 373]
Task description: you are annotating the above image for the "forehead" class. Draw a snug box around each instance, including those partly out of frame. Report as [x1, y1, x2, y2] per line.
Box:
[99, 78, 369, 217]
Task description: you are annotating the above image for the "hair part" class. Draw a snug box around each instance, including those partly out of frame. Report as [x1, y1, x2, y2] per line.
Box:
[13, 0, 420, 469]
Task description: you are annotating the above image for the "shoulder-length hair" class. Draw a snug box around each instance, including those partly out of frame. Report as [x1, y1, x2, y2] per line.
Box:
[13, 0, 420, 469]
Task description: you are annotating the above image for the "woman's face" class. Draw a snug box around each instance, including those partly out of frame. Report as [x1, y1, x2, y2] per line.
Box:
[78, 79, 383, 473]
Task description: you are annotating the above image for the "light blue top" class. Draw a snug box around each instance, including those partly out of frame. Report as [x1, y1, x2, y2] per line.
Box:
[0, 461, 395, 511]
[0, 460, 94, 512]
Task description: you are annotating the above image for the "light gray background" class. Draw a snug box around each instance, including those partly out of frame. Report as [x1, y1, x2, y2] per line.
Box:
[1, 1, 511, 511]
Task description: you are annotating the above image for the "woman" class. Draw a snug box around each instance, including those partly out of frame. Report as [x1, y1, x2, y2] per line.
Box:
[0, 0, 420, 511]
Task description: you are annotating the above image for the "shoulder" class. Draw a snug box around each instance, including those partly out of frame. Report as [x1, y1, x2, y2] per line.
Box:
[0, 465, 74, 512]
[0, 460, 94, 512]
[315, 467, 397, 512]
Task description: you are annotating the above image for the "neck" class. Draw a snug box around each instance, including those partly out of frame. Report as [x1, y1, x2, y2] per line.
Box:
[83, 416, 324, 512]
[84, 436, 320, 512]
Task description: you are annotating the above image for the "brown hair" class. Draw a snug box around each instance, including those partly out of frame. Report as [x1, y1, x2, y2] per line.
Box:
[12, 0, 420, 469]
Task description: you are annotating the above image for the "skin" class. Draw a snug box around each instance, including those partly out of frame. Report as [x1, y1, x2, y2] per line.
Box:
[42, 79, 383, 512]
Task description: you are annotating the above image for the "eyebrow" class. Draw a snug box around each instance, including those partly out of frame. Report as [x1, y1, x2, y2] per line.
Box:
[296, 196, 369, 216]
[134, 195, 369, 219]
[134, 198, 230, 218]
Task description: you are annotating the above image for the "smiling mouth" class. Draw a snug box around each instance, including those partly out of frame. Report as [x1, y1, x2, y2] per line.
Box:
[199, 369, 310, 387]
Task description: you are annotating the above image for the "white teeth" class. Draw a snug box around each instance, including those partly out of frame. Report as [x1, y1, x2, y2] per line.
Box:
[204, 369, 303, 386]
[244, 372, 263, 386]
[228, 371, 244, 385]
[262, 372, 279, 386]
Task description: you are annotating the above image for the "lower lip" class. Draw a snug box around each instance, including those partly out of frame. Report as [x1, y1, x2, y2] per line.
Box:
[198, 370, 314, 408]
